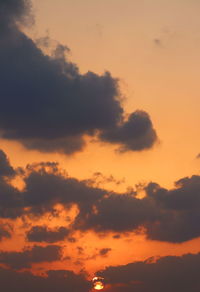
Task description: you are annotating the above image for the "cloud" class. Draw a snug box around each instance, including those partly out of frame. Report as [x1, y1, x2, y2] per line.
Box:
[144, 176, 200, 242]
[0, 224, 12, 241]
[100, 110, 158, 152]
[154, 38, 163, 47]
[98, 253, 200, 292]
[26, 226, 70, 243]
[1, 149, 200, 243]
[0, 150, 15, 177]
[0, 267, 90, 292]
[0, 245, 62, 269]
[23, 165, 104, 216]
[99, 248, 112, 257]
[196, 153, 200, 159]
[75, 175, 200, 243]
[0, 0, 32, 28]
[0, 175, 23, 219]
[74, 193, 158, 232]
[0, 0, 157, 154]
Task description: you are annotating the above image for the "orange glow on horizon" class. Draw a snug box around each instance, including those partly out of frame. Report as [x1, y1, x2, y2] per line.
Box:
[93, 277, 105, 290]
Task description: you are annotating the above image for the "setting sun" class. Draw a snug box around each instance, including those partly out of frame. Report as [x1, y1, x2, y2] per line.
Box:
[94, 283, 104, 290]
[93, 277, 104, 290]
[0, 0, 199, 291]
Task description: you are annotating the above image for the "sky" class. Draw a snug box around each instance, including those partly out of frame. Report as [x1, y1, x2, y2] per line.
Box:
[0, 0, 199, 291]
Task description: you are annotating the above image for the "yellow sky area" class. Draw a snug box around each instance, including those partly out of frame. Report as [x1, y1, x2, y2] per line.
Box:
[10, 0, 199, 190]
[0, 0, 199, 278]
[1, 134, 199, 193]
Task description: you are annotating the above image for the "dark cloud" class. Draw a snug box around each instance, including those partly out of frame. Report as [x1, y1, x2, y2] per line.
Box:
[0, 0, 32, 28]
[1, 150, 200, 243]
[98, 253, 200, 292]
[23, 167, 104, 216]
[99, 248, 112, 257]
[74, 175, 200, 243]
[100, 111, 158, 152]
[74, 193, 158, 232]
[0, 245, 62, 269]
[144, 175, 200, 242]
[27, 226, 70, 243]
[0, 267, 90, 292]
[0, 150, 15, 177]
[0, 0, 157, 154]
[0, 224, 12, 240]
[0, 176, 23, 219]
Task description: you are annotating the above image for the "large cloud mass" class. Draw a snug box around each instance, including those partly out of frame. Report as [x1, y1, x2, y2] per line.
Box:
[0, 0, 157, 154]
[0, 150, 200, 243]
[0, 267, 90, 292]
[98, 253, 200, 292]
[0, 245, 62, 269]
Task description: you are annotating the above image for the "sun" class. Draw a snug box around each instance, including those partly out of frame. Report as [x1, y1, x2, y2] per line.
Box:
[93, 277, 105, 290]
[94, 282, 104, 290]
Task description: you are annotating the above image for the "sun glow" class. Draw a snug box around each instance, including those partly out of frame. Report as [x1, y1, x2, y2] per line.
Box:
[93, 277, 104, 290]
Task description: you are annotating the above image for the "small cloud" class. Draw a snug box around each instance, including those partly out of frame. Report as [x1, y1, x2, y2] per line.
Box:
[153, 38, 163, 47]
[99, 248, 112, 257]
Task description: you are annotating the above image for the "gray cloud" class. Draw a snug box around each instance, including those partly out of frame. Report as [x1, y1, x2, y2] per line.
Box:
[100, 111, 157, 152]
[98, 253, 200, 292]
[0, 245, 62, 269]
[75, 175, 200, 243]
[27, 226, 70, 243]
[1, 149, 200, 243]
[0, 150, 15, 177]
[0, 267, 90, 292]
[0, 0, 157, 154]
[99, 248, 112, 257]
[0, 0, 32, 28]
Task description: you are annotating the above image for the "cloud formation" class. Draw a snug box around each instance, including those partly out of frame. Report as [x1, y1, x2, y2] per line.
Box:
[0, 245, 62, 269]
[0, 267, 90, 292]
[98, 252, 200, 292]
[0, 149, 200, 243]
[0, 150, 15, 177]
[75, 175, 200, 243]
[0, 0, 157, 154]
[26, 226, 70, 243]
[0, 224, 12, 241]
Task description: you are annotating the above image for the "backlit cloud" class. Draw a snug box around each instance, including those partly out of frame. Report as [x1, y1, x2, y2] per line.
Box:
[98, 252, 200, 292]
[0, 0, 157, 154]
[0, 149, 200, 243]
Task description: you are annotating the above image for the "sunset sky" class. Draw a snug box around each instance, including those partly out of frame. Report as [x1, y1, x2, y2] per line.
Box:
[0, 0, 200, 291]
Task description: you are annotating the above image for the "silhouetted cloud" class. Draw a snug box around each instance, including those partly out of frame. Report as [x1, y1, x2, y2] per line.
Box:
[0, 0, 32, 28]
[144, 176, 200, 242]
[99, 248, 112, 257]
[100, 111, 157, 152]
[0, 267, 90, 292]
[0, 150, 15, 177]
[0, 245, 62, 269]
[27, 226, 70, 243]
[0, 0, 157, 154]
[0, 224, 12, 241]
[98, 253, 200, 292]
[1, 149, 200, 243]
[0, 174, 23, 219]
[75, 175, 200, 242]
